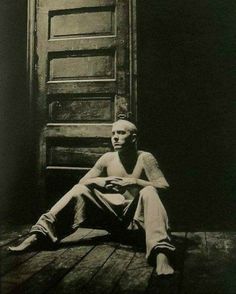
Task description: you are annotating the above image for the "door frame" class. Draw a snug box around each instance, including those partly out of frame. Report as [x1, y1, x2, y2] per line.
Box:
[27, 0, 36, 126]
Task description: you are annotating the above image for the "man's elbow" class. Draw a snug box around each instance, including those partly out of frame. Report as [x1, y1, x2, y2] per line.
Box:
[153, 181, 170, 190]
[162, 182, 170, 189]
[160, 184, 170, 190]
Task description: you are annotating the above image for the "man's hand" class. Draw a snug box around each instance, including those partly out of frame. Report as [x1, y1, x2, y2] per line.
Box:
[108, 177, 137, 189]
[81, 176, 137, 192]
[92, 178, 107, 188]
[84, 176, 122, 190]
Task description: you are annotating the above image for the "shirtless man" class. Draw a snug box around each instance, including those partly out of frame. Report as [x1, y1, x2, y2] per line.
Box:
[9, 119, 175, 275]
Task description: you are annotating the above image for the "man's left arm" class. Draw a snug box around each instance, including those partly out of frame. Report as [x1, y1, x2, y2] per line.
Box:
[141, 152, 169, 189]
[110, 152, 169, 190]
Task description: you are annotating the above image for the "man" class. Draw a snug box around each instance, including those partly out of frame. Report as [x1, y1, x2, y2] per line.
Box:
[9, 119, 175, 275]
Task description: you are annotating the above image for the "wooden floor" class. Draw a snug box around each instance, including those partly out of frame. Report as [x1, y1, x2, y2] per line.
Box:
[0, 225, 236, 294]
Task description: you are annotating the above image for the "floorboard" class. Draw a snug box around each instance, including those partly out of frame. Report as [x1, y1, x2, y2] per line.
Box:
[8, 229, 108, 294]
[0, 282, 13, 294]
[81, 247, 135, 294]
[0, 228, 94, 277]
[1, 227, 236, 294]
[181, 232, 208, 294]
[0, 228, 94, 294]
[204, 232, 236, 294]
[0, 226, 39, 277]
[1, 249, 67, 294]
[15, 246, 95, 294]
[112, 251, 153, 294]
[0, 250, 39, 277]
[48, 244, 116, 294]
[181, 232, 236, 294]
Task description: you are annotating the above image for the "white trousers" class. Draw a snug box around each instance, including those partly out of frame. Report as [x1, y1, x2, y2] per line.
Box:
[31, 184, 175, 263]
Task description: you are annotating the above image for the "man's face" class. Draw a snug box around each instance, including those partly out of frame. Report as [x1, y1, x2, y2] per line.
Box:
[111, 121, 135, 151]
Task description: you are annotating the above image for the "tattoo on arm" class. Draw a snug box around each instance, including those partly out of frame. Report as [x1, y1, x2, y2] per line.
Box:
[143, 153, 169, 188]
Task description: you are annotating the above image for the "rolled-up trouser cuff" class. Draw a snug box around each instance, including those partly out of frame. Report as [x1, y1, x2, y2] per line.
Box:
[147, 242, 176, 266]
[30, 212, 58, 243]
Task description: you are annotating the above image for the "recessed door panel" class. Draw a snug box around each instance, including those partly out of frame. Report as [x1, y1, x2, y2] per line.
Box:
[49, 7, 115, 39]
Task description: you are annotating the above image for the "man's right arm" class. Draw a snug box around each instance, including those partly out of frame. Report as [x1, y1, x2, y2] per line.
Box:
[78, 153, 110, 187]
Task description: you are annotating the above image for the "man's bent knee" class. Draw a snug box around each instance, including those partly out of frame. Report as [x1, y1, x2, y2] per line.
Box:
[140, 186, 159, 201]
[140, 185, 157, 194]
[71, 184, 90, 199]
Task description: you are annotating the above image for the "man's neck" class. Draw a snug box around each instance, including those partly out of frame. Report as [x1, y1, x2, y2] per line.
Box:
[118, 146, 137, 158]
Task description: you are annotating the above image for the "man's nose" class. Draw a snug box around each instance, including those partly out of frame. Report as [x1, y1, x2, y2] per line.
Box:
[113, 134, 119, 141]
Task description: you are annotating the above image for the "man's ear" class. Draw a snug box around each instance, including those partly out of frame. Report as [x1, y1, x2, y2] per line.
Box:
[131, 133, 137, 143]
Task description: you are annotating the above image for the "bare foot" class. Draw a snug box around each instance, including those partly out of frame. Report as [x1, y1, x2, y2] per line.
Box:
[156, 253, 174, 276]
[8, 234, 38, 252]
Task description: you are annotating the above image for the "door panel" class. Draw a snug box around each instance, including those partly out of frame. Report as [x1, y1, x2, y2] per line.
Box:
[34, 0, 136, 194]
[48, 49, 115, 81]
[48, 95, 114, 122]
[48, 144, 111, 167]
[49, 7, 115, 38]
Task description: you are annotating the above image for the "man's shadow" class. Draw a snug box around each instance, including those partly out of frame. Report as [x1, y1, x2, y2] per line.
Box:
[59, 228, 146, 251]
[59, 228, 190, 273]
[59, 229, 194, 294]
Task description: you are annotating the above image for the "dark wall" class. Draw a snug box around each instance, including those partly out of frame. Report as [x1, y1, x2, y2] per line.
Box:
[137, 0, 236, 229]
[0, 0, 35, 222]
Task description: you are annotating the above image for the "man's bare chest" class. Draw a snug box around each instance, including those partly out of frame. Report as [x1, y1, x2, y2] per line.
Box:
[106, 153, 144, 178]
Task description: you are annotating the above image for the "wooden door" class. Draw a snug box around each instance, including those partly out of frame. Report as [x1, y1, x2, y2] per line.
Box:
[32, 0, 137, 197]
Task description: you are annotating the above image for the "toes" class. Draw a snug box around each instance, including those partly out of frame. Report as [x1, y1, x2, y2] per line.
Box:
[8, 246, 23, 252]
[8, 246, 16, 251]
[8, 240, 36, 252]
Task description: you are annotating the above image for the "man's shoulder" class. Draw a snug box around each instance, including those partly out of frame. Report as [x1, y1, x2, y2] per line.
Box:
[138, 150, 156, 159]
[94, 152, 115, 168]
[138, 151, 158, 166]
[99, 151, 116, 162]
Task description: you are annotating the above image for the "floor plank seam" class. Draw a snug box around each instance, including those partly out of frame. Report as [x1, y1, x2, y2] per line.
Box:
[11, 230, 99, 293]
[7, 248, 71, 294]
[8, 230, 98, 294]
[44, 245, 97, 294]
[6, 230, 236, 294]
[0, 251, 40, 277]
[109, 249, 137, 294]
[79, 244, 119, 293]
[13, 230, 108, 293]
[1, 231, 95, 279]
